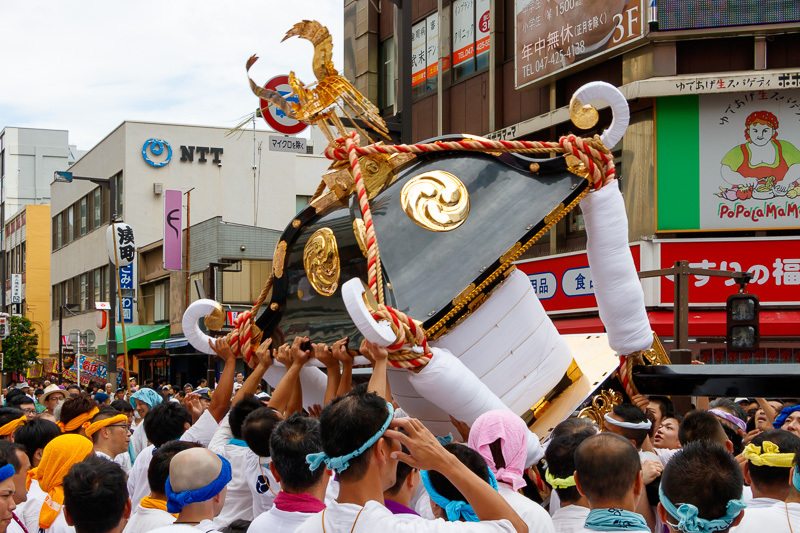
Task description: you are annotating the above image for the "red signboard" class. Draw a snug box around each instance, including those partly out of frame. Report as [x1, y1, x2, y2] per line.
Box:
[515, 245, 641, 313]
[659, 237, 800, 306]
[260, 75, 308, 135]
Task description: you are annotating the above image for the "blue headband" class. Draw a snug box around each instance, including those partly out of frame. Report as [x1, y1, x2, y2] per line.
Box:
[773, 405, 800, 429]
[0, 464, 14, 483]
[658, 484, 746, 533]
[165, 454, 232, 514]
[793, 466, 800, 492]
[421, 467, 498, 522]
[306, 402, 394, 473]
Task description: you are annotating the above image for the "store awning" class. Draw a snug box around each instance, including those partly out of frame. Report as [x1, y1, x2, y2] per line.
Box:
[552, 317, 605, 335]
[150, 337, 190, 350]
[97, 325, 171, 355]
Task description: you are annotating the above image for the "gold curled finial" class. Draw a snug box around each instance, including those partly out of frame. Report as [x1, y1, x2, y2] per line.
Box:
[283, 20, 337, 82]
[569, 97, 599, 130]
[203, 301, 225, 331]
[303, 228, 341, 296]
[400, 171, 470, 232]
[578, 389, 624, 430]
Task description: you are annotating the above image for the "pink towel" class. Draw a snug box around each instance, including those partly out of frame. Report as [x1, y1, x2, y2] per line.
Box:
[468, 410, 528, 491]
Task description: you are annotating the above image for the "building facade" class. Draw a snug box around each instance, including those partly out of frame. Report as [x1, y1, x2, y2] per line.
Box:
[345, 0, 800, 361]
[50, 120, 330, 384]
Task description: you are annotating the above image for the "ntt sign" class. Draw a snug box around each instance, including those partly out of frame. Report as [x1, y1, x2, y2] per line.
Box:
[142, 139, 223, 168]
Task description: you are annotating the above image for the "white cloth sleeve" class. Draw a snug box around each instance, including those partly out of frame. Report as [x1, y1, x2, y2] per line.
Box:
[581, 180, 653, 355]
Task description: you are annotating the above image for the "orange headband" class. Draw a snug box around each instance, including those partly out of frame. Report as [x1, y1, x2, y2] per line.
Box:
[85, 414, 128, 438]
[57, 407, 99, 433]
[0, 415, 27, 436]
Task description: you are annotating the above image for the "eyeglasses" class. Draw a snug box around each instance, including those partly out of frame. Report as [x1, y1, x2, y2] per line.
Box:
[107, 424, 129, 429]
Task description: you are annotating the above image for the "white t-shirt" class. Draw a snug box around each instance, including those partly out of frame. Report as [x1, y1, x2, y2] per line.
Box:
[94, 450, 132, 474]
[150, 518, 222, 533]
[244, 453, 279, 516]
[731, 501, 799, 533]
[131, 421, 149, 459]
[248, 507, 317, 533]
[208, 416, 256, 527]
[497, 482, 554, 533]
[7, 516, 25, 533]
[295, 500, 516, 533]
[22, 481, 73, 533]
[122, 504, 177, 533]
[129, 410, 220, 512]
[552, 504, 589, 533]
[747, 497, 782, 509]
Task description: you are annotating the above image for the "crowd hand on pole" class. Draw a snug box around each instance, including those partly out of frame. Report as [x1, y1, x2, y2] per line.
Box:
[313, 340, 344, 406]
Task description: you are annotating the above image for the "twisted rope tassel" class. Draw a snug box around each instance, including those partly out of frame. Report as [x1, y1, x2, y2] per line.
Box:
[343, 132, 385, 304]
[371, 304, 432, 369]
[223, 276, 273, 365]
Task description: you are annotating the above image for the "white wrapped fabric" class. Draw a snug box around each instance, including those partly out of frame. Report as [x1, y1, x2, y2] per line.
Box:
[263, 364, 328, 408]
[571, 81, 630, 149]
[581, 180, 653, 355]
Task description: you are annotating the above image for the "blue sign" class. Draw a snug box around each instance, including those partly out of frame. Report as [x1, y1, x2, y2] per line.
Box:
[142, 139, 172, 167]
[527, 272, 557, 300]
[562, 267, 595, 297]
[118, 264, 134, 323]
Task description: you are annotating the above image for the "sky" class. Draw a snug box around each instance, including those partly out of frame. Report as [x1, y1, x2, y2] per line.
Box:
[0, 1, 344, 150]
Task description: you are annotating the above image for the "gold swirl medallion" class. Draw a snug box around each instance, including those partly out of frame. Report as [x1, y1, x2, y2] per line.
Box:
[400, 171, 470, 232]
[203, 301, 225, 330]
[569, 97, 599, 130]
[303, 228, 341, 296]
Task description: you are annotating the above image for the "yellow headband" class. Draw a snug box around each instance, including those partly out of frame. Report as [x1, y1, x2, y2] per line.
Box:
[0, 415, 27, 436]
[57, 407, 99, 433]
[545, 468, 576, 489]
[742, 441, 796, 468]
[85, 414, 128, 438]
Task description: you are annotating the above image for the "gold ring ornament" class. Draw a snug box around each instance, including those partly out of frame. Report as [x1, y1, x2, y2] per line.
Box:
[400, 171, 470, 232]
[183, 299, 224, 355]
[569, 82, 630, 149]
[203, 302, 225, 331]
[303, 228, 341, 296]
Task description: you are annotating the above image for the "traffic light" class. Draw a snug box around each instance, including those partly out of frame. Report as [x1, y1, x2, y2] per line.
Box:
[726, 293, 759, 351]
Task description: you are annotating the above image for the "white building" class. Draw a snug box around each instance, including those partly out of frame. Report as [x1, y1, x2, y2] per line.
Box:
[50, 120, 330, 374]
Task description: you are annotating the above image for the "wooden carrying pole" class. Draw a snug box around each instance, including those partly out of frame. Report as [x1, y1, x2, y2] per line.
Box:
[111, 226, 131, 396]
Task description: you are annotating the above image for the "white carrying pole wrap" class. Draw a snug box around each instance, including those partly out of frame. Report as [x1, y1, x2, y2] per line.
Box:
[571, 81, 630, 149]
[581, 180, 653, 355]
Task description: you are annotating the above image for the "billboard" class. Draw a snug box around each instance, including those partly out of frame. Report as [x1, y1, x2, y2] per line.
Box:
[657, 0, 799, 31]
[515, 0, 645, 89]
[658, 238, 800, 307]
[656, 89, 800, 231]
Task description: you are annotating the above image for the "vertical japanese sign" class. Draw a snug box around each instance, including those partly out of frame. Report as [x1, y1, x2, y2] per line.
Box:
[411, 20, 427, 87]
[656, 89, 800, 231]
[426, 13, 440, 80]
[452, 0, 475, 67]
[10, 274, 21, 304]
[515, 0, 645, 89]
[475, 0, 491, 59]
[163, 189, 183, 271]
[118, 264, 134, 323]
[106, 223, 136, 267]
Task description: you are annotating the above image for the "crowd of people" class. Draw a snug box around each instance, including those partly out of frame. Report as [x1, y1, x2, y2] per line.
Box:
[0, 336, 798, 533]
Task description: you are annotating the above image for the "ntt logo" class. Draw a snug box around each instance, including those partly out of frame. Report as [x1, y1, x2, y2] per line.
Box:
[142, 139, 173, 167]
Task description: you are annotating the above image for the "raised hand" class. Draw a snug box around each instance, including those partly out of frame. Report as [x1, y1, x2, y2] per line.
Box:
[275, 343, 293, 368]
[290, 336, 311, 367]
[209, 337, 236, 364]
[252, 338, 274, 369]
[313, 342, 337, 368]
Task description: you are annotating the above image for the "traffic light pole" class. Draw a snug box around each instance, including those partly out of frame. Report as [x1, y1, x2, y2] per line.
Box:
[638, 261, 752, 351]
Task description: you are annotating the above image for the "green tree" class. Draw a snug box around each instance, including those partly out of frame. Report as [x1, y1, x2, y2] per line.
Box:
[2, 316, 39, 373]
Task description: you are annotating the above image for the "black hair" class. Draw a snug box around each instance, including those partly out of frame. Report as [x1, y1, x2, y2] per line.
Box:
[242, 407, 282, 458]
[7, 394, 34, 407]
[427, 444, 492, 521]
[709, 399, 748, 429]
[386, 440, 414, 496]
[661, 440, 744, 523]
[148, 440, 203, 496]
[551, 417, 597, 440]
[229, 396, 265, 440]
[648, 396, 675, 419]
[110, 400, 133, 414]
[545, 431, 594, 504]
[679, 410, 728, 446]
[143, 402, 192, 448]
[88, 406, 124, 444]
[610, 403, 650, 448]
[575, 433, 641, 502]
[63, 455, 129, 533]
[0, 407, 25, 428]
[13, 418, 61, 464]
[60, 395, 97, 432]
[221, 520, 252, 533]
[747, 430, 800, 491]
[319, 385, 391, 482]
[0, 440, 24, 471]
[67, 384, 81, 392]
[269, 413, 326, 492]
[720, 423, 744, 456]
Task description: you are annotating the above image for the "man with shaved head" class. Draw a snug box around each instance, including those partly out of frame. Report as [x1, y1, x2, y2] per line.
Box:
[573, 433, 649, 533]
[150, 448, 232, 533]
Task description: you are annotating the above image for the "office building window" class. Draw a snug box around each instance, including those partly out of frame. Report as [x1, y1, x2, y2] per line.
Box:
[380, 37, 396, 110]
[93, 269, 101, 306]
[296, 195, 311, 214]
[66, 209, 74, 244]
[154, 280, 169, 322]
[451, 0, 490, 82]
[79, 196, 87, 236]
[80, 273, 88, 311]
[93, 188, 102, 228]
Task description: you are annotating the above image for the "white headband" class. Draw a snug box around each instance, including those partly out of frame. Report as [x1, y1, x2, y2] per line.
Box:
[604, 412, 652, 430]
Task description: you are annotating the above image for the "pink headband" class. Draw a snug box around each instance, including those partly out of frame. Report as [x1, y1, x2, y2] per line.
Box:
[468, 410, 528, 491]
